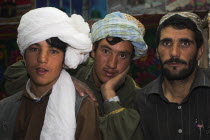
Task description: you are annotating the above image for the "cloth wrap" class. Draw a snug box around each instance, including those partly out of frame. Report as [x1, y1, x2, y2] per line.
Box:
[159, 12, 203, 33]
[17, 7, 92, 69]
[91, 11, 148, 60]
[17, 7, 92, 140]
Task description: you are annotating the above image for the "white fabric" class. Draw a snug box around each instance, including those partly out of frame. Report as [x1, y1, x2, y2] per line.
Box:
[17, 7, 92, 140]
[17, 7, 92, 69]
[40, 70, 76, 140]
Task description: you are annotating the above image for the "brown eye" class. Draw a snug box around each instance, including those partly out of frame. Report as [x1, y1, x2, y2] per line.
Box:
[120, 53, 127, 59]
[159, 39, 172, 48]
[29, 47, 39, 52]
[162, 41, 172, 46]
[180, 41, 190, 48]
[102, 49, 109, 54]
[50, 49, 59, 54]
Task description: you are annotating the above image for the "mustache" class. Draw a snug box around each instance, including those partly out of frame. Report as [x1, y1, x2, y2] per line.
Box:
[163, 58, 187, 65]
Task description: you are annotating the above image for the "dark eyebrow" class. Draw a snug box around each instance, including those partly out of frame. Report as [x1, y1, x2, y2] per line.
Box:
[159, 38, 172, 43]
[100, 45, 112, 50]
[179, 38, 194, 43]
[31, 43, 56, 48]
[100, 45, 132, 54]
[32, 43, 41, 47]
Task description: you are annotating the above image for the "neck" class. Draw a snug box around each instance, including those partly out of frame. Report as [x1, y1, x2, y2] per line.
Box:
[162, 70, 196, 104]
[30, 81, 52, 98]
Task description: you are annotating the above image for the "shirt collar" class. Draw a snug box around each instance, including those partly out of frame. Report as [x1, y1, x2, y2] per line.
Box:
[191, 68, 210, 89]
[144, 76, 163, 96]
[146, 68, 210, 96]
[25, 79, 52, 101]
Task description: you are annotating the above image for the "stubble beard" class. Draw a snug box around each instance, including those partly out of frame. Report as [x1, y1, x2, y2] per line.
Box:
[161, 56, 198, 81]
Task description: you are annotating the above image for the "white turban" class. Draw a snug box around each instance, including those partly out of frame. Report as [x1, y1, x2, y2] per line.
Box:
[17, 7, 92, 140]
[17, 7, 92, 69]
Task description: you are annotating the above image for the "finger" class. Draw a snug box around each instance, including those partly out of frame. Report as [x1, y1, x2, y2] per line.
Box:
[84, 88, 96, 101]
[77, 89, 85, 96]
[114, 65, 130, 81]
[88, 92, 96, 101]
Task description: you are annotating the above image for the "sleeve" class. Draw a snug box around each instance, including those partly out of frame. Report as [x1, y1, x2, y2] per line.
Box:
[99, 102, 144, 140]
[75, 97, 102, 140]
[4, 60, 28, 95]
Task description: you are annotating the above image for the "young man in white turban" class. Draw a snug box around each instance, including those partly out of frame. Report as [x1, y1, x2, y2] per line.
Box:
[0, 7, 101, 140]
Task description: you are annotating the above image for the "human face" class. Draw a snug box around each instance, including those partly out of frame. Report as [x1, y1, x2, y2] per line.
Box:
[91, 38, 133, 87]
[25, 40, 64, 90]
[157, 26, 203, 80]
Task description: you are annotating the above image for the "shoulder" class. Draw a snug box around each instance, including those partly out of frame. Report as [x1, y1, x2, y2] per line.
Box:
[4, 60, 28, 95]
[134, 78, 160, 103]
[194, 68, 210, 87]
[119, 74, 140, 95]
[71, 58, 94, 81]
[138, 77, 160, 94]
[202, 67, 210, 78]
[76, 96, 99, 119]
[0, 91, 22, 106]
[0, 91, 22, 139]
[79, 95, 97, 109]
[75, 92, 97, 116]
[0, 91, 22, 112]
[125, 75, 140, 89]
[0, 91, 22, 119]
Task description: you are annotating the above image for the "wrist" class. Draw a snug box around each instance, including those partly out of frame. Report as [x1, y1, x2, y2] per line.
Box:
[104, 96, 120, 103]
[102, 89, 116, 100]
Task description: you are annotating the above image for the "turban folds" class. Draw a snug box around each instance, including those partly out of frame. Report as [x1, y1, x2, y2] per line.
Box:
[91, 11, 148, 60]
[17, 7, 92, 69]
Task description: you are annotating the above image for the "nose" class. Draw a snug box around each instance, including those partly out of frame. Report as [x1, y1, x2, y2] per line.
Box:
[37, 50, 48, 64]
[170, 44, 180, 58]
[107, 55, 117, 69]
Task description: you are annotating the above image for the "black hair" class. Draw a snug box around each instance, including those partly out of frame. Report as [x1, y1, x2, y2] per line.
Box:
[24, 37, 68, 58]
[93, 36, 135, 59]
[156, 14, 203, 48]
[93, 36, 123, 51]
[46, 37, 68, 53]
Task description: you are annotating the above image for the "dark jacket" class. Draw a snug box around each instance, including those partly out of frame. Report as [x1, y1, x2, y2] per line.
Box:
[0, 91, 86, 140]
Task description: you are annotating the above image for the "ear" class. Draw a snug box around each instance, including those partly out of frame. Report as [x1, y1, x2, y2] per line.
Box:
[196, 45, 204, 60]
[22, 59, 26, 67]
[91, 45, 96, 59]
[156, 48, 160, 59]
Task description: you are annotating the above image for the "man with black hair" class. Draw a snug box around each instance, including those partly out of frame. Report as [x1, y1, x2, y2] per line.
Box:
[70, 11, 148, 140]
[134, 12, 210, 140]
[0, 7, 101, 140]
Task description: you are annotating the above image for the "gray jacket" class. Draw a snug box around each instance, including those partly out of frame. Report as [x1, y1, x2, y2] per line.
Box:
[0, 91, 85, 140]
